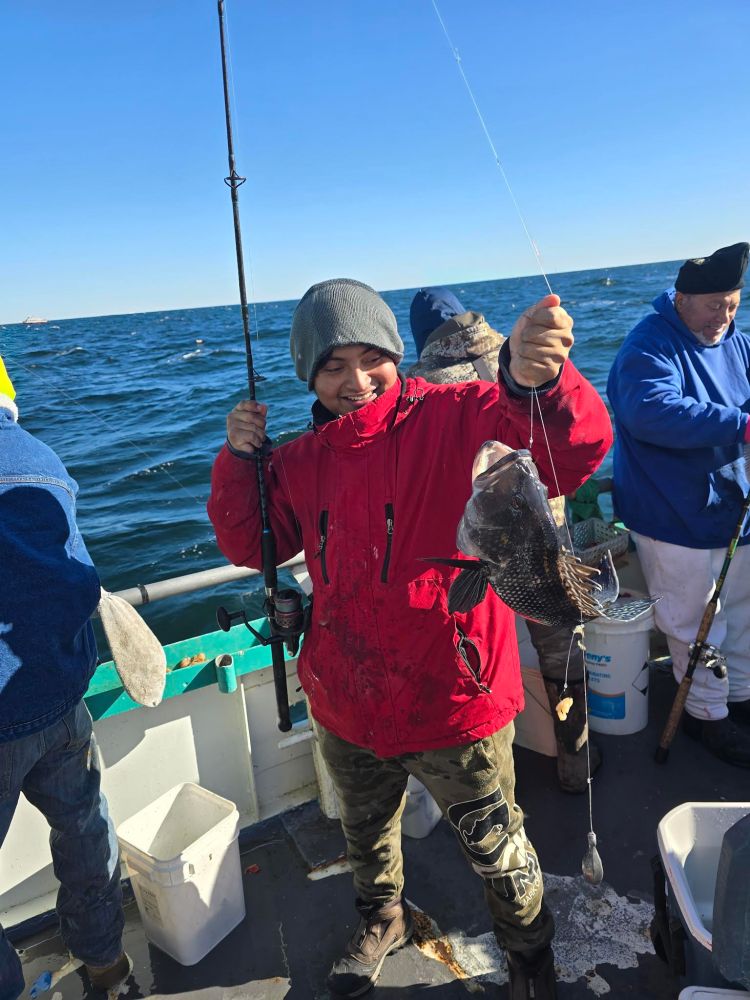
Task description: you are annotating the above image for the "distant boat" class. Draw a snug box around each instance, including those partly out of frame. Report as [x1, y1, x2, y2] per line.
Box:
[22, 315, 48, 325]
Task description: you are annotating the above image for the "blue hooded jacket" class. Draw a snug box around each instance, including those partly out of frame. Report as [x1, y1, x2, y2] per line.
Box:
[607, 290, 750, 549]
[409, 286, 466, 356]
[0, 403, 101, 742]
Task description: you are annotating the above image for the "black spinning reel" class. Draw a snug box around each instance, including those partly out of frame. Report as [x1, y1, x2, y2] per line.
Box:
[217, 588, 311, 657]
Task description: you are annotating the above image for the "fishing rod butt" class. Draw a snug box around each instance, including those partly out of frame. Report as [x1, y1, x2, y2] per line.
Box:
[276, 703, 292, 732]
[271, 642, 293, 732]
[654, 745, 669, 765]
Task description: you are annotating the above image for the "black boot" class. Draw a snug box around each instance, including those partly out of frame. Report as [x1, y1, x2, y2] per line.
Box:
[506, 945, 558, 999]
[327, 897, 413, 998]
[728, 698, 750, 727]
[683, 714, 750, 768]
[544, 679, 602, 794]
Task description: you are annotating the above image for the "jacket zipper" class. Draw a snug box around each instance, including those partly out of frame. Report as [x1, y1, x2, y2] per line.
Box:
[381, 503, 394, 583]
[456, 625, 491, 694]
[316, 509, 330, 584]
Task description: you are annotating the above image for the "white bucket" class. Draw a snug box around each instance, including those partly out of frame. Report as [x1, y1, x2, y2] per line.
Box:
[117, 782, 246, 965]
[402, 776, 442, 839]
[585, 590, 654, 735]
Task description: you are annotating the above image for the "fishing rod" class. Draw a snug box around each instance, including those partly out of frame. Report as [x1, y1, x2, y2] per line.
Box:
[654, 487, 750, 764]
[214, 0, 303, 732]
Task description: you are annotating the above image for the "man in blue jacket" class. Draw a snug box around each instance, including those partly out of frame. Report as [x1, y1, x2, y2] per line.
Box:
[0, 358, 130, 999]
[607, 243, 750, 767]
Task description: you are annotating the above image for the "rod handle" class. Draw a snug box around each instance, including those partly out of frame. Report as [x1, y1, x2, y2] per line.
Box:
[271, 640, 292, 732]
[655, 675, 692, 763]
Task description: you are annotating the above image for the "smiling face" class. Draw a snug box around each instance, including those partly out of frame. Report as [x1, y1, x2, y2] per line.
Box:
[313, 344, 399, 416]
[675, 290, 741, 343]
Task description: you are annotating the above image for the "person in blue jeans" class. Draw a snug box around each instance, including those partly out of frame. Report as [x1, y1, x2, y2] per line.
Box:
[0, 357, 129, 999]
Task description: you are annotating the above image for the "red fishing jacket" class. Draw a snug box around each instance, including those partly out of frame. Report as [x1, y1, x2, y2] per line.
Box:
[208, 367, 612, 757]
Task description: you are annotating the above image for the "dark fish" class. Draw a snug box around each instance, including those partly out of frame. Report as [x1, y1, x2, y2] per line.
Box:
[439, 441, 656, 627]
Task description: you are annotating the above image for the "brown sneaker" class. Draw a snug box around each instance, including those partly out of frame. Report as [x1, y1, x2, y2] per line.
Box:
[327, 897, 413, 998]
[84, 952, 132, 992]
[544, 679, 602, 794]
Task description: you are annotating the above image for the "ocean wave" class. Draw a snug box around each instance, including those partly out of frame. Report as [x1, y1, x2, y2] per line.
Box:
[573, 299, 618, 308]
[178, 540, 218, 559]
[164, 348, 212, 364]
[123, 460, 176, 480]
[25, 345, 86, 359]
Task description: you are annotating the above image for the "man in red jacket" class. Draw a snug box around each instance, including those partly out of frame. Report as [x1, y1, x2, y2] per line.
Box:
[208, 279, 612, 1000]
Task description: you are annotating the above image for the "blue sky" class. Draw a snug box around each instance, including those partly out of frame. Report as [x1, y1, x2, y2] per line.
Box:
[2, 0, 749, 324]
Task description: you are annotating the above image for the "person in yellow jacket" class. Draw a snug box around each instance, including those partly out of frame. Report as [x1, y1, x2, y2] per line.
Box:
[0, 356, 15, 403]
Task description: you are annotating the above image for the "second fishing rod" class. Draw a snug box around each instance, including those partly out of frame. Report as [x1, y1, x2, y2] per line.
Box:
[655, 483, 750, 763]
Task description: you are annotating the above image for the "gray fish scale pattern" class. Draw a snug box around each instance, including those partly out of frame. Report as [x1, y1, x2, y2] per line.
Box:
[489, 551, 584, 628]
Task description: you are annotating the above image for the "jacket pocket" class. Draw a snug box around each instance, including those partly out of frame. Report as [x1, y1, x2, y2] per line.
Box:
[61, 700, 94, 754]
[315, 509, 330, 584]
[455, 624, 491, 694]
[704, 457, 749, 510]
[381, 503, 394, 583]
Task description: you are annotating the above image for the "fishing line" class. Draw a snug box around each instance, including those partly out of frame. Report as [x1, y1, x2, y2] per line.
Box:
[533, 379, 598, 853]
[430, 0, 572, 530]
[430, 0, 566, 490]
[429, 0, 552, 296]
[431, 0, 601, 881]
[7, 357, 206, 507]
[531, 386, 580, 559]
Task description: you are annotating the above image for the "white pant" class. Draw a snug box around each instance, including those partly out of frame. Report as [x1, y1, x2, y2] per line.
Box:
[633, 533, 750, 721]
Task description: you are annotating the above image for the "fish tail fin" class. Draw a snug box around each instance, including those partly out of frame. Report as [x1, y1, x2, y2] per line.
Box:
[447, 563, 490, 614]
[602, 597, 659, 622]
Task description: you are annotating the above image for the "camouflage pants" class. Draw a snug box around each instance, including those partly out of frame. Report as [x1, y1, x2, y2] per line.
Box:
[316, 720, 554, 953]
[526, 619, 585, 683]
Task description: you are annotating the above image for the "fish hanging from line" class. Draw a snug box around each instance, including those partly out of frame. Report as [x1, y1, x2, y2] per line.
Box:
[435, 441, 657, 628]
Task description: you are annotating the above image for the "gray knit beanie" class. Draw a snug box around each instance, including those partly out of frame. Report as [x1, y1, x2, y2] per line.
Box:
[290, 278, 404, 388]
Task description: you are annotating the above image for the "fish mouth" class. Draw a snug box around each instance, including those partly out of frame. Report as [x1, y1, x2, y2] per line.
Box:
[473, 446, 532, 483]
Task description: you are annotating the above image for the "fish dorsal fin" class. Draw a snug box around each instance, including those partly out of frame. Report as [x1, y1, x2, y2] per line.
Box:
[557, 548, 602, 618]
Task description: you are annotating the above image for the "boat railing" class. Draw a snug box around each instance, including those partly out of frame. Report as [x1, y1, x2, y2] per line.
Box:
[113, 553, 308, 606]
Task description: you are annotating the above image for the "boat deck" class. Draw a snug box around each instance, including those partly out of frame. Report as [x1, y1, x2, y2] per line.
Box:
[13, 664, 746, 1000]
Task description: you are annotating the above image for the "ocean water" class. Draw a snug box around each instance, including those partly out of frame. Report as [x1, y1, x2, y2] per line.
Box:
[2, 261, 745, 646]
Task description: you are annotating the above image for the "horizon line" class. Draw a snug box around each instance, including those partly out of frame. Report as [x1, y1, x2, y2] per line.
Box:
[0, 255, 682, 328]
